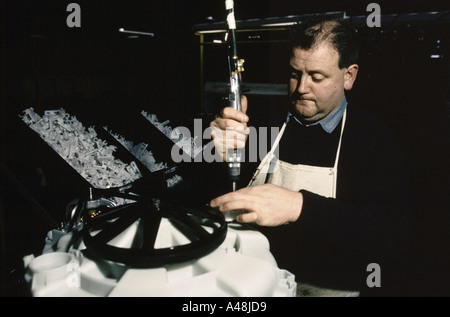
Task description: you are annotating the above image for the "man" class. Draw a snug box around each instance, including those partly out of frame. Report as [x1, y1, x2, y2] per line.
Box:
[209, 16, 411, 295]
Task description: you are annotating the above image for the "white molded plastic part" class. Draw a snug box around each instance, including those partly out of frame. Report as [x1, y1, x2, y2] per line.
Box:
[25, 220, 297, 297]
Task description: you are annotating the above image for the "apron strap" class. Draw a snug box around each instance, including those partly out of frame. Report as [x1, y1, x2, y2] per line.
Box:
[268, 122, 287, 157]
[248, 123, 286, 185]
[333, 108, 347, 169]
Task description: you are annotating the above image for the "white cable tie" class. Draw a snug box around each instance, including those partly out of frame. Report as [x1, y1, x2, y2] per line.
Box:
[227, 13, 236, 29]
[225, 0, 234, 10]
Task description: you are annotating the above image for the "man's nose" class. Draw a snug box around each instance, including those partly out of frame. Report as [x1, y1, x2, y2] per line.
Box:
[297, 76, 310, 94]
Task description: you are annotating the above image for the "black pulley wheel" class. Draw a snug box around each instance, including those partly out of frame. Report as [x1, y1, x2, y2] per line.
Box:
[82, 199, 227, 268]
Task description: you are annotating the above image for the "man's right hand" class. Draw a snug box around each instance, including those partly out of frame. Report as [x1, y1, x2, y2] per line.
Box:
[209, 96, 250, 161]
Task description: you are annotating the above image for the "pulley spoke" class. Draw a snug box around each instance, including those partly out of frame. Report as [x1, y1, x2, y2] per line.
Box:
[140, 204, 163, 252]
[87, 205, 142, 245]
[166, 205, 215, 242]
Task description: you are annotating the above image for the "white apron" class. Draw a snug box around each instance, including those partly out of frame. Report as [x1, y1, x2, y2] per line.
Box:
[248, 110, 359, 296]
[248, 109, 346, 196]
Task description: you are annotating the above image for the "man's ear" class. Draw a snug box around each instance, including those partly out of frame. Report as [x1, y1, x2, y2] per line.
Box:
[344, 64, 359, 91]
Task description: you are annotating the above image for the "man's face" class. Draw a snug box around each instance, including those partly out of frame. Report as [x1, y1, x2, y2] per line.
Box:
[288, 43, 357, 124]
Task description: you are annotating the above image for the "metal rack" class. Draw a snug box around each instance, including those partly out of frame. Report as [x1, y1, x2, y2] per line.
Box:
[193, 10, 450, 112]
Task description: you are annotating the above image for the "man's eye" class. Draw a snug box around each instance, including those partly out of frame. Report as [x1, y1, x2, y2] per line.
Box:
[312, 75, 325, 82]
[290, 72, 299, 79]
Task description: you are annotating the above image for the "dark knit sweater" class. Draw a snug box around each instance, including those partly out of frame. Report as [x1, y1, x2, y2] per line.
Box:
[257, 104, 412, 291]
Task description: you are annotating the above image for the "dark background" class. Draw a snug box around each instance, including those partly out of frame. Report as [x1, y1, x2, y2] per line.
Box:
[1, 0, 449, 296]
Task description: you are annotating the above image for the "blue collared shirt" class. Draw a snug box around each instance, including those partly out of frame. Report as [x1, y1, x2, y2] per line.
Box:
[287, 96, 348, 134]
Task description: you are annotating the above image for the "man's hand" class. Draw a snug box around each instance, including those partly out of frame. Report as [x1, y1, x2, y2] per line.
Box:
[210, 184, 303, 226]
[209, 96, 249, 161]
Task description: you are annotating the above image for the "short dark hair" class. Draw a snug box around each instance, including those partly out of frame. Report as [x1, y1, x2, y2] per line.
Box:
[289, 15, 359, 69]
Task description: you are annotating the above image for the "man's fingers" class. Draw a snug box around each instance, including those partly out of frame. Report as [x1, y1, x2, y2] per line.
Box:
[210, 193, 235, 210]
[223, 118, 248, 130]
[241, 95, 248, 114]
[220, 107, 249, 123]
[211, 126, 248, 148]
[211, 196, 258, 224]
[210, 118, 247, 132]
[236, 212, 257, 223]
[210, 189, 256, 212]
[217, 199, 248, 213]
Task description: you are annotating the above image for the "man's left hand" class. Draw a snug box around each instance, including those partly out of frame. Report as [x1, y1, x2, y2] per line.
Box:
[210, 184, 303, 226]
